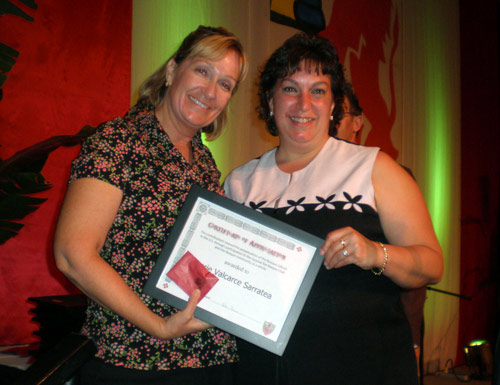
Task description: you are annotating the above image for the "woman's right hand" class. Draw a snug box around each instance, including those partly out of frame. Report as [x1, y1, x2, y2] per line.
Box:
[155, 289, 211, 340]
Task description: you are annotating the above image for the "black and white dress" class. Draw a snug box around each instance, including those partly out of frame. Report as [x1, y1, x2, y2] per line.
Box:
[224, 137, 417, 385]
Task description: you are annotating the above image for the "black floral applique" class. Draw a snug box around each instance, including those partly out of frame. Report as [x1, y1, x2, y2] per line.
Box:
[250, 200, 267, 213]
[315, 193, 336, 211]
[342, 192, 363, 212]
[285, 196, 306, 215]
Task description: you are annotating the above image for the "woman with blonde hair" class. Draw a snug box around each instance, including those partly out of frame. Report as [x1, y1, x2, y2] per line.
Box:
[54, 25, 247, 385]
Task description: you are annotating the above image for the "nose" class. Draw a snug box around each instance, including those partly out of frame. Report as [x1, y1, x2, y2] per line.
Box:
[203, 79, 217, 99]
[298, 92, 311, 111]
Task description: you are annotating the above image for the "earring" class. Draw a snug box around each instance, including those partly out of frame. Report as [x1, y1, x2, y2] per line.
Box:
[270, 111, 274, 117]
[165, 80, 170, 87]
[330, 115, 333, 121]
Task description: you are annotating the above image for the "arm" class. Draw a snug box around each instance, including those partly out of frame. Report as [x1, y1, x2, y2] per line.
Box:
[53, 177, 209, 339]
[321, 151, 443, 288]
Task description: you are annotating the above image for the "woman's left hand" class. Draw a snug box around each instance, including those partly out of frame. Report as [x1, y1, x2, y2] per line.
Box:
[320, 226, 383, 271]
[318, 151, 443, 288]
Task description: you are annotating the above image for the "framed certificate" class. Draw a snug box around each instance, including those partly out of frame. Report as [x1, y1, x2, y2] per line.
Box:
[144, 185, 324, 356]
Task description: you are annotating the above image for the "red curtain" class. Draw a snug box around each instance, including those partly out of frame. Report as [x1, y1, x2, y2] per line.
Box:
[458, 0, 499, 362]
[0, 0, 132, 345]
[321, 0, 398, 158]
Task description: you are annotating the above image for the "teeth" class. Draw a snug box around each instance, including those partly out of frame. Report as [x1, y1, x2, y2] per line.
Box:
[189, 95, 209, 109]
[291, 117, 313, 123]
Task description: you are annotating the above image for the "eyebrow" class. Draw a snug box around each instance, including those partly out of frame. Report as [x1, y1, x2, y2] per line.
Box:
[281, 77, 329, 88]
[195, 59, 238, 83]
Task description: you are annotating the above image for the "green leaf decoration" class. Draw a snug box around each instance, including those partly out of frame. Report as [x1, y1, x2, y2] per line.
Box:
[0, 42, 18, 71]
[0, 125, 96, 175]
[0, 42, 20, 100]
[0, 0, 37, 21]
[19, 0, 37, 9]
[0, 194, 47, 219]
[0, 1, 35, 100]
[0, 125, 96, 244]
[0, 73, 6, 88]
[0, 220, 23, 242]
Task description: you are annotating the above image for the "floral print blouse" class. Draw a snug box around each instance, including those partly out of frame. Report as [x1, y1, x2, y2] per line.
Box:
[69, 101, 237, 370]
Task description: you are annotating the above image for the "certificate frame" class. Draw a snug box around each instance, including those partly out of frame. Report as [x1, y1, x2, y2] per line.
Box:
[144, 185, 324, 356]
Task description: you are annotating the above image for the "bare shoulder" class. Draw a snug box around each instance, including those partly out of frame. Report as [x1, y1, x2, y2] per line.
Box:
[373, 151, 406, 177]
[372, 151, 439, 247]
[372, 151, 416, 192]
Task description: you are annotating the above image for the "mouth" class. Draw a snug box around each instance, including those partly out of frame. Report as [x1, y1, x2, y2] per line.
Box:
[189, 95, 210, 110]
[290, 116, 314, 123]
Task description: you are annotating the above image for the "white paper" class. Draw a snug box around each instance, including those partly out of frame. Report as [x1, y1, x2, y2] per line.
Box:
[155, 197, 317, 341]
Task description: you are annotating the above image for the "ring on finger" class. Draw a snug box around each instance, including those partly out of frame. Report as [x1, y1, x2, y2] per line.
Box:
[340, 239, 346, 247]
[342, 249, 349, 257]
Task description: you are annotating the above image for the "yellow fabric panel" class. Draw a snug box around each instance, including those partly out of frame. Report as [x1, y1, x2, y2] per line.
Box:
[270, 0, 295, 19]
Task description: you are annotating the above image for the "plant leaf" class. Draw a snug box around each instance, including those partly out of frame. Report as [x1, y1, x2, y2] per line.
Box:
[0, 42, 20, 95]
[0, 125, 96, 245]
[0, 125, 96, 174]
[0, 0, 36, 21]
[0, 194, 47, 219]
[0, 221, 24, 244]
[19, 0, 37, 10]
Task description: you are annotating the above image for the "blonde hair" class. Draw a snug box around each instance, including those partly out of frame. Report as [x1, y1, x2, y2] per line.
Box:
[138, 26, 248, 141]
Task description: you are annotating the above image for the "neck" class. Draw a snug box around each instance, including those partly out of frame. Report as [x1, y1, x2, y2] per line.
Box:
[275, 138, 328, 173]
[155, 102, 194, 164]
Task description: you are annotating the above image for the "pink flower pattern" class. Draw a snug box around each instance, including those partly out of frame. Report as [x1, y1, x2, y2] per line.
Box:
[70, 102, 237, 370]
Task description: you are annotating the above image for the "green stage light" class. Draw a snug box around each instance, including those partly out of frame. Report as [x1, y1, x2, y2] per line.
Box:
[463, 340, 493, 380]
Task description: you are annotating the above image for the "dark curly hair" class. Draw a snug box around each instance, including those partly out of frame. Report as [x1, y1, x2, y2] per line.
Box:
[257, 33, 345, 136]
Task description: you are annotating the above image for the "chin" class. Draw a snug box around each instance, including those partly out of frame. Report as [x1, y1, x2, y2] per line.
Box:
[182, 114, 215, 130]
[291, 134, 314, 143]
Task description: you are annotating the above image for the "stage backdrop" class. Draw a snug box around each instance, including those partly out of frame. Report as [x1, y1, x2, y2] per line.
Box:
[0, 0, 132, 345]
[2, 0, 496, 375]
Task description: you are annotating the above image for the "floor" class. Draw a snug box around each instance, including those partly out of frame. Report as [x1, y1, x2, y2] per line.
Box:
[0, 345, 493, 385]
[423, 365, 491, 385]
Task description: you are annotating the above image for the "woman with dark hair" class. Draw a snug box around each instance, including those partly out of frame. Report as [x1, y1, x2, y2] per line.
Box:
[224, 33, 443, 385]
[53, 26, 247, 385]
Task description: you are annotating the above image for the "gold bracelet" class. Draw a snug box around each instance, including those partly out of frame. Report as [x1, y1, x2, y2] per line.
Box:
[371, 242, 388, 276]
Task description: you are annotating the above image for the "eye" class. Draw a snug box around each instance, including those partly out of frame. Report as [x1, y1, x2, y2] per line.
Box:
[312, 88, 327, 95]
[283, 86, 297, 93]
[195, 67, 208, 76]
[219, 81, 233, 92]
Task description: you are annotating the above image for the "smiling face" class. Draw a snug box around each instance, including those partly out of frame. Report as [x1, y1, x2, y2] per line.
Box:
[269, 66, 335, 152]
[163, 49, 240, 139]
